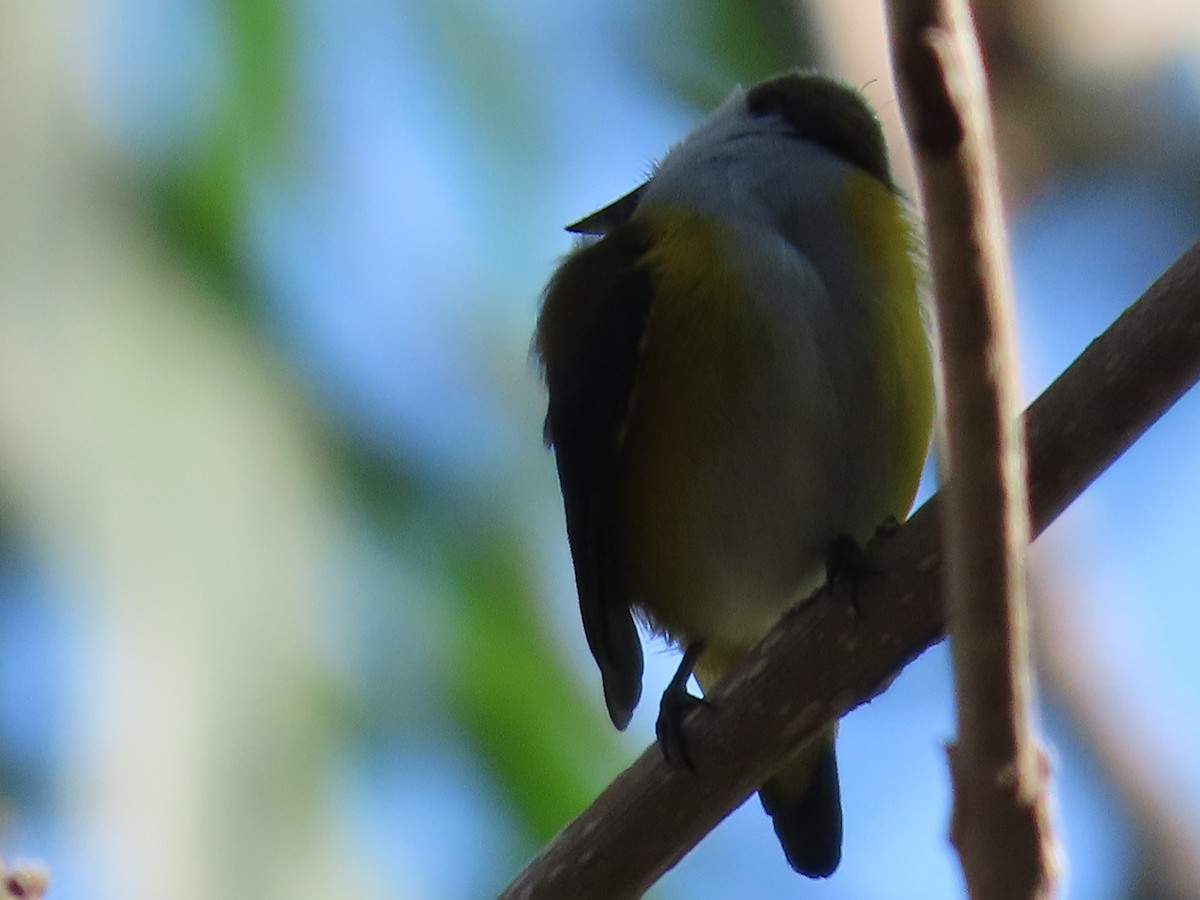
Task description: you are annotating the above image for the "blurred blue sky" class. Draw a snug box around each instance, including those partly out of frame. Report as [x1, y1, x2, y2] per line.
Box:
[2, 0, 1199, 898]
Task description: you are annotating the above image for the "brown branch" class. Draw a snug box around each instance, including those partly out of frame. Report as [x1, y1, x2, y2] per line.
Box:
[500, 241, 1200, 899]
[884, 1, 1056, 896]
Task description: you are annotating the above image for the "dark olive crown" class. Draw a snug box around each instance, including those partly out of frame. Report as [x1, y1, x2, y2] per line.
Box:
[745, 72, 892, 186]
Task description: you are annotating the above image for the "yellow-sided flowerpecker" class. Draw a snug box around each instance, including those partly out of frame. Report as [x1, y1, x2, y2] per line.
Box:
[534, 71, 934, 877]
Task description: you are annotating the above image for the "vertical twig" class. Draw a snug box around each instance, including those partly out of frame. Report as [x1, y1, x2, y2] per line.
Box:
[884, 1, 1058, 896]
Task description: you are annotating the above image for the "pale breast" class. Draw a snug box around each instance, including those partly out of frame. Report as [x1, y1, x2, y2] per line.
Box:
[616, 207, 900, 651]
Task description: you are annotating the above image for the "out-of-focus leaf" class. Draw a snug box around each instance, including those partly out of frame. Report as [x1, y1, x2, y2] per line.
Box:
[415, 0, 543, 163]
[443, 524, 626, 842]
[152, 0, 292, 315]
[409, 0, 552, 245]
[640, 0, 818, 110]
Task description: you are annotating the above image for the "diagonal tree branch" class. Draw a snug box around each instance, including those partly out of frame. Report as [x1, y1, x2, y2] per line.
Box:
[500, 241, 1200, 899]
[884, 0, 1057, 894]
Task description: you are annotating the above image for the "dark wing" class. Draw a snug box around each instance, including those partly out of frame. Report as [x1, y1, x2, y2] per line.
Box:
[535, 222, 653, 730]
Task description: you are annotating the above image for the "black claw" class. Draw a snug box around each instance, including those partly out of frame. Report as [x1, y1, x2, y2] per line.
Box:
[825, 533, 882, 616]
[655, 642, 709, 772]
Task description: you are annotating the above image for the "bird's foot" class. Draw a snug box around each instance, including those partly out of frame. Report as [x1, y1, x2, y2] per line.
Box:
[655, 642, 712, 772]
[825, 534, 882, 617]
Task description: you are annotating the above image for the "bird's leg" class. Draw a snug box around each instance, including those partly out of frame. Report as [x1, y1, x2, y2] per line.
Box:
[656, 640, 711, 771]
[825, 534, 882, 616]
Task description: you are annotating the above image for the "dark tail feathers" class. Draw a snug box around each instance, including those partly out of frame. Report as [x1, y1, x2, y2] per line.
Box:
[759, 736, 843, 878]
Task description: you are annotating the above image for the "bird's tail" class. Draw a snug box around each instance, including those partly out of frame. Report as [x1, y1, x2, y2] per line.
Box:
[758, 724, 843, 878]
[694, 649, 843, 877]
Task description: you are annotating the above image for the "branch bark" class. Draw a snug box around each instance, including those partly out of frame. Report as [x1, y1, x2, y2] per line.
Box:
[884, 1, 1056, 895]
[501, 241, 1200, 899]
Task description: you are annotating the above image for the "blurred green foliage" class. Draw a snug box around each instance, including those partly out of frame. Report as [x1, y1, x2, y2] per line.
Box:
[152, 0, 291, 314]
[643, 0, 818, 109]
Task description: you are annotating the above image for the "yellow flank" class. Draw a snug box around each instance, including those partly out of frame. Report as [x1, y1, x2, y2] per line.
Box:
[617, 187, 933, 687]
[841, 171, 934, 518]
[616, 206, 766, 645]
[693, 642, 749, 692]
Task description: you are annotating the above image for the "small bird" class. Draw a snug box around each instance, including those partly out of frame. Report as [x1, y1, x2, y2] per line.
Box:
[534, 71, 933, 877]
